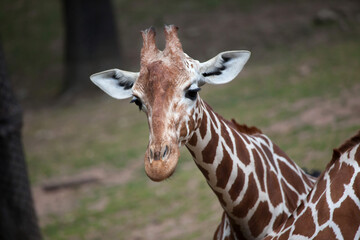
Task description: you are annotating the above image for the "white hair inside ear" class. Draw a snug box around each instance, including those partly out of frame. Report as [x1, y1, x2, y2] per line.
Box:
[90, 69, 139, 99]
[198, 50, 250, 86]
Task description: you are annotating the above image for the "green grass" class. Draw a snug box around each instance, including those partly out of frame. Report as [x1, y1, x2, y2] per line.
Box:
[41, 154, 219, 240]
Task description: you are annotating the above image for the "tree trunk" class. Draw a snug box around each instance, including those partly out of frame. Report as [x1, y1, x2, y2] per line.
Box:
[62, 0, 121, 94]
[0, 42, 42, 240]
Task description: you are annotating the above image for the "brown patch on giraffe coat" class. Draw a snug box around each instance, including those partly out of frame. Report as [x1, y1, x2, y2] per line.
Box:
[216, 145, 233, 189]
[356, 144, 360, 162]
[179, 121, 188, 139]
[209, 111, 219, 129]
[267, 170, 283, 207]
[273, 212, 288, 230]
[312, 177, 326, 203]
[327, 160, 340, 178]
[258, 135, 270, 146]
[199, 112, 208, 139]
[235, 133, 250, 166]
[333, 197, 360, 240]
[354, 173, 360, 199]
[278, 229, 290, 240]
[242, 134, 251, 145]
[282, 209, 295, 229]
[252, 149, 265, 192]
[302, 171, 313, 187]
[187, 132, 197, 146]
[186, 109, 196, 136]
[315, 227, 337, 239]
[261, 144, 277, 171]
[202, 124, 219, 164]
[330, 162, 354, 203]
[248, 201, 272, 238]
[258, 146, 270, 170]
[316, 193, 330, 225]
[278, 160, 306, 194]
[212, 187, 227, 208]
[221, 122, 234, 153]
[232, 173, 258, 218]
[292, 208, 316, 237]
[273, 144, 297, 170]
[230, 119, 262, 135]
[281, 180, 299, 211]
[229, 166, 245, 201]
[227, 219, 247, 240]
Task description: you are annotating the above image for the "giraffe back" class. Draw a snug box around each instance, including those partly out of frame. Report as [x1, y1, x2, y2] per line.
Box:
[264, 131, 360, 240]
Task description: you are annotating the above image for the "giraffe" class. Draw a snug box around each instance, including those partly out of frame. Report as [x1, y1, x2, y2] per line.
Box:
[90, 25, 317, 240]
[264, 131, 360, 240]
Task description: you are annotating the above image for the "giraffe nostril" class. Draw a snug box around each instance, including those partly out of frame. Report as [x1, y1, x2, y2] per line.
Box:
[150, 149, 154, 159]
[162, 145, 170, 160]
[149, 145, 170, 161]
[163, 145, 169, 159]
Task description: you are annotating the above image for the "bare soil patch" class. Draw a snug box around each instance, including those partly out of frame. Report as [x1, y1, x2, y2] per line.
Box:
[33, 160, 143, 225]
[267, 84, 360, 134]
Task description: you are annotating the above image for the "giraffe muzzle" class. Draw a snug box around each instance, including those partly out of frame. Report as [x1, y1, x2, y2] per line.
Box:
[149, 145, 170, 162]
[144, 143, 179, 182]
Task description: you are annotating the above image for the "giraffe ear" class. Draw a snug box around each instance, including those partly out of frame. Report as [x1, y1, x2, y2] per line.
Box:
[90, 69, 139, 99]
[198, 50, 250, 86]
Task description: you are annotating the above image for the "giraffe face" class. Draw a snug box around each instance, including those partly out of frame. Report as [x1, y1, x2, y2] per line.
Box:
[90, 25, 250, 182]
[132, 54, 202, 181]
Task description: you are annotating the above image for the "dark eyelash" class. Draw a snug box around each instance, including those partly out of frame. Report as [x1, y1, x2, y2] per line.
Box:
[185, 88, 201, 101]
[130, 96, 143, 110]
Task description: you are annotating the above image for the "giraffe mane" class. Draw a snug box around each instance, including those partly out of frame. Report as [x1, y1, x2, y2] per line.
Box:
[230, 119, 262, 135]
[336, 130, 360, 154]
[331, 130, 360, 164]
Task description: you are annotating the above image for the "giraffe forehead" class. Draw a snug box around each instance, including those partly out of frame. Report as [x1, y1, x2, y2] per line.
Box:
[135, 56, 198, 101]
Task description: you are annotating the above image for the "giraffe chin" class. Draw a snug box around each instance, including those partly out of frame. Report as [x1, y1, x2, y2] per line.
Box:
[144, 145, 179, 182]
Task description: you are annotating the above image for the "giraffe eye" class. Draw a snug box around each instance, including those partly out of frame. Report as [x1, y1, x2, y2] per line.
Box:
[130, 96, 143, 110]
[185, 88, 201, 101]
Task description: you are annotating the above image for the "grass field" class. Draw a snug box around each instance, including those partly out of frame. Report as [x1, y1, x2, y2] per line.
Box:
[23, 34, 360, 239]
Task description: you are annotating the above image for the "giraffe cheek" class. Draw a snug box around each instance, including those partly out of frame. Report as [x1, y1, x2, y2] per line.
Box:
[144, 144, 179, 182]
[179, 123, 188, 139]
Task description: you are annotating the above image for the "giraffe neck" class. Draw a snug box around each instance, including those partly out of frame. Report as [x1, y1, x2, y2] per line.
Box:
[186, 99, 315, 240]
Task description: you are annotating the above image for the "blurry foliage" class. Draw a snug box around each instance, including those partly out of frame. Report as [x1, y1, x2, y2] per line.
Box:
[0, 0, 63, 102]
[0, 0, 292, 104]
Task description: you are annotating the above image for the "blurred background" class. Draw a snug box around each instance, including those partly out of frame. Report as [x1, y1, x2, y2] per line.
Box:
[0, 0, 359, 239]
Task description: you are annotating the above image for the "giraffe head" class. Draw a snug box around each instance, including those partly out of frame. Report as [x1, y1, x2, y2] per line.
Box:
[90, 25, 250, 181]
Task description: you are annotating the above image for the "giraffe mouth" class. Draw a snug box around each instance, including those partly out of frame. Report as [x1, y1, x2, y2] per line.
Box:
[144, 144, 180, 182]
